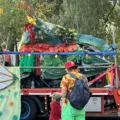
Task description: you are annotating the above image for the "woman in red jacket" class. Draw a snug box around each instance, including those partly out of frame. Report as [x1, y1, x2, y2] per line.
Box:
[49, 92, 61, 120]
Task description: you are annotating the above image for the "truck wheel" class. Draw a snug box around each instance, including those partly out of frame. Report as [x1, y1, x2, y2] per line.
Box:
[20, 96, 37, 120]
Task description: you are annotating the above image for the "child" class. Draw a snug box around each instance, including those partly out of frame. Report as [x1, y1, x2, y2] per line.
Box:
[49, 92, 61, 120]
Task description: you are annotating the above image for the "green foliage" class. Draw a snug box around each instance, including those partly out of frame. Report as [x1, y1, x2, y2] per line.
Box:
[0, 0, 120, 64]
[0, 0, 56, 50]
[48, 0, 120, 63]
[0, 0, 28, 49]
[49, 0, 112, 37]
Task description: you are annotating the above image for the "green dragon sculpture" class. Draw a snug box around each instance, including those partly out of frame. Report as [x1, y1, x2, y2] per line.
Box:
[19, 18, 111, 79]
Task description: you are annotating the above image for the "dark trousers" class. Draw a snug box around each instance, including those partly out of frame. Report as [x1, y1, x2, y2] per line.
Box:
[5, 62, 9, 66]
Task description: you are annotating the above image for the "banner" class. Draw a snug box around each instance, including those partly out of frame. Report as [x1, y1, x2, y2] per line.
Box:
[0, 67, 21, 120]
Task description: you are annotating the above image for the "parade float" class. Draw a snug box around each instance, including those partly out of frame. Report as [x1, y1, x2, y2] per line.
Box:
[18, 17, 120, 120]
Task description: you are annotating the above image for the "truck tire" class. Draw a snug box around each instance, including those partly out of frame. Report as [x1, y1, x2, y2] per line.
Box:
[20, 96, 37, 120]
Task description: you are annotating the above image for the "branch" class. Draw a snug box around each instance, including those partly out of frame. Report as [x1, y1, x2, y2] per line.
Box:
[104, 0, 117, 29]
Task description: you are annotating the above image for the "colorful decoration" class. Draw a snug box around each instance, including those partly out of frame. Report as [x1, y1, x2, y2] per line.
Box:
[20, 54, 35, 72]
[0, 64, 18, 90]
[0, 67, 20, 120]
[26, 15, 36, 25]
[106, 69, 114, 87]
[19, 18, 77, 52]
[24, 24, 35, 43]
[19, 17, 111, 79]
[19, 18, 109, 52]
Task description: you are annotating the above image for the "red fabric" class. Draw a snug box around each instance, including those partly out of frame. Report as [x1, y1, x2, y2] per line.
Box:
[49, 101, 61, 120]
[19, 42, 77, 52]
[35, 55, 42, 75]
[24, 24, 35, 42]
[2, 49, 10, 62]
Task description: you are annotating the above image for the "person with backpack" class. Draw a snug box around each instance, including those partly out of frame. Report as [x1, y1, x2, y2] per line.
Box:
[60, 61, 90, 120]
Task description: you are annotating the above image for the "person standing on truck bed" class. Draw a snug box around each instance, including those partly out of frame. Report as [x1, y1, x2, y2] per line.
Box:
[60, 61, 88, 120]
[1, 42, 10, 66]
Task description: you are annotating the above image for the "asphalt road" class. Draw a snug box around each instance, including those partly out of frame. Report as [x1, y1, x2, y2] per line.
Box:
[37, 117, 120, 120]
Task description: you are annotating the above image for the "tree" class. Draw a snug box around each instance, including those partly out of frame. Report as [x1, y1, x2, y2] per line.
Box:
[107, 1, 120, 63]
[0, 0, 28, 49]
[0, 0, 56, 49]
[0, 0, 120, 64]
[49, 0, 120, 63]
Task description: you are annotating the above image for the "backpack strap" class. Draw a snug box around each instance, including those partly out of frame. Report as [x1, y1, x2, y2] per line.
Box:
[68, 72, 86, 82]
[68, 72, 78, 80]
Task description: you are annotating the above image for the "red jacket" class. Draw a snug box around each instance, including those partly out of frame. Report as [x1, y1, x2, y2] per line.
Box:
[49, 101, 61, 120]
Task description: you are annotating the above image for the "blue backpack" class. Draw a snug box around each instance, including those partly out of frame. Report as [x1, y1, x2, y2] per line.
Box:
[68, 72, 90, 110]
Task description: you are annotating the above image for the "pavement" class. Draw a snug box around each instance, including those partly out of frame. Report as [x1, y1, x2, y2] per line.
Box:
[36, 117, 120, 120]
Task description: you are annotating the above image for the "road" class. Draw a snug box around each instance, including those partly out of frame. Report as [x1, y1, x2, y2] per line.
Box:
[37, 117, 120, 120]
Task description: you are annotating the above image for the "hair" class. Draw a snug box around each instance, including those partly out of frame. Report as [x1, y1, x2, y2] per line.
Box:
[52, 92, 61, 102]
[1, 42, 7, 48]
